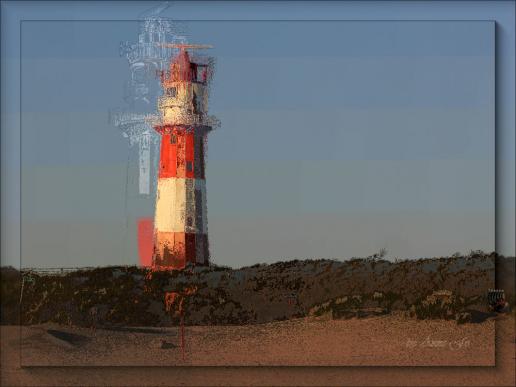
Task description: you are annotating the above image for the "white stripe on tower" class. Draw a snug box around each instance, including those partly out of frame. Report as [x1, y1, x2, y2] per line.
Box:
[155, 178, 207, 234]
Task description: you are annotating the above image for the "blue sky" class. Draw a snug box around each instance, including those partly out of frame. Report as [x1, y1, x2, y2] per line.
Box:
[1, 1, 514, 268]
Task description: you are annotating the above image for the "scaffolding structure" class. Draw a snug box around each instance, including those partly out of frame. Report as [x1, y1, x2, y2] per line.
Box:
[110, 2, 186, 195]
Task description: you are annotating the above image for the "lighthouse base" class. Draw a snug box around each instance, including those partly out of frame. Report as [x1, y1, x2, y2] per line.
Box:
[153, 231, 209, 270]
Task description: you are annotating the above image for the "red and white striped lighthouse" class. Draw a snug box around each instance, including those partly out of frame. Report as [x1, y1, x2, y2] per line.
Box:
[152, 44, 217, 270]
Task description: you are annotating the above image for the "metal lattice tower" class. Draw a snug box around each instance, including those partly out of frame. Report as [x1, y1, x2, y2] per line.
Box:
[110, 2, 187, 195]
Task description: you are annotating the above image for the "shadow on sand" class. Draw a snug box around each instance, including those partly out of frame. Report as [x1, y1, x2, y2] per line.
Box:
[101, 326, 170, 334]
[467, 310, 497, 324]
[46, 329, 91, 346]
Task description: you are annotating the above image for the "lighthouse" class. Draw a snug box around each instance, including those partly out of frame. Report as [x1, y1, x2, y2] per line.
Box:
[152, 44, 218, 270]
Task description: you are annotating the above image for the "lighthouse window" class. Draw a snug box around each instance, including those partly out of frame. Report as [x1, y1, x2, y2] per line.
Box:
[192, 91, 199, 114]
[186, 161, 193, 171]
[165, 87, 177, 97]
[170, 134, 176, 144]
[197, 66, 207, 83]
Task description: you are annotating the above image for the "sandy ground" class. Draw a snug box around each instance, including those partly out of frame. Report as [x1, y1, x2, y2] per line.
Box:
[17, 315, 496, 366]
[2, 314, 514, 386]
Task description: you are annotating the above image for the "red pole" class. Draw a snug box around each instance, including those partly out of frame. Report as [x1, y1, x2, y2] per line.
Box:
[180, 311, 185, 361]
